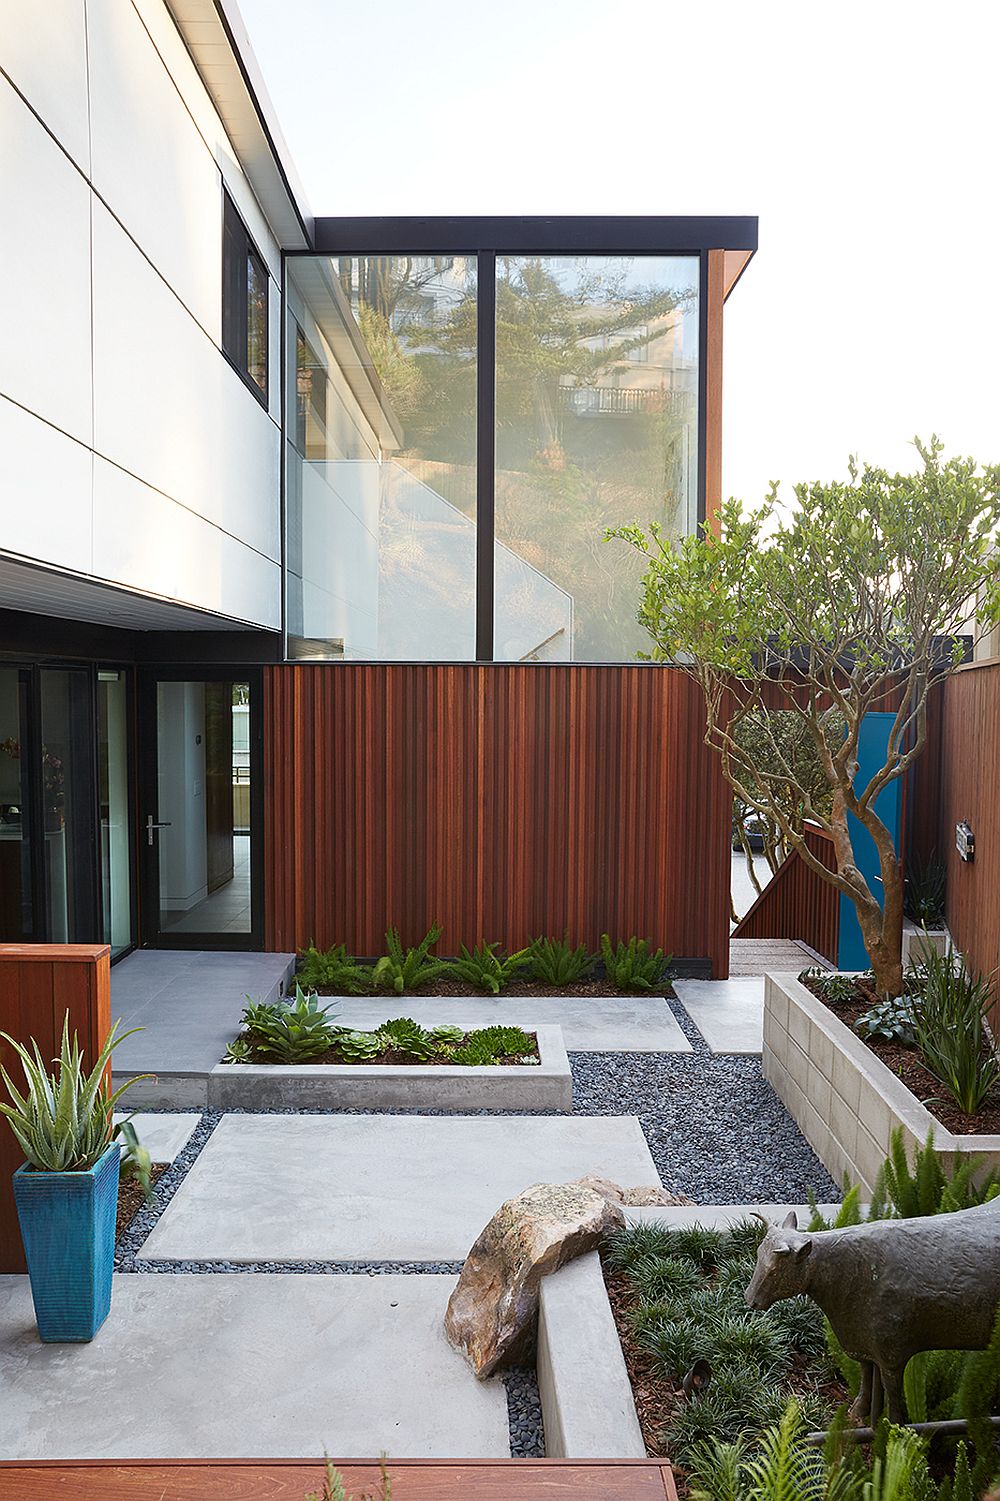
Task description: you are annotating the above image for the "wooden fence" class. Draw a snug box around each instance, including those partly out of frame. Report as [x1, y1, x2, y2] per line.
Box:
[731, 825, 839, 964]
[263, 664, 732, 975]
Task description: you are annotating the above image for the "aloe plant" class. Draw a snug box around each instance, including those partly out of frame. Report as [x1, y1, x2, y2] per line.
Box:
[113, 1117, 153, 1202]
[0, 1013, 146, 1172]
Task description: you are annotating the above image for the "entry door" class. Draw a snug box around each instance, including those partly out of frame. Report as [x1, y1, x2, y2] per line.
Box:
[140, 671, 262, 949]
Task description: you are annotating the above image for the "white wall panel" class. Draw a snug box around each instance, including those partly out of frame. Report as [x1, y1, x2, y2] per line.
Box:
[92, 204, 280, 562]
[0, 82, 93, 445]
[0, 396, 93, 574]
[93, 456, 280, 628]
[87, 0, 223, 337]
[0, 0, 90, 171]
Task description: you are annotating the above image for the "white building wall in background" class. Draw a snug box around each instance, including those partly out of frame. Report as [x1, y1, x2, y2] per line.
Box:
[0, 0, 282, 628]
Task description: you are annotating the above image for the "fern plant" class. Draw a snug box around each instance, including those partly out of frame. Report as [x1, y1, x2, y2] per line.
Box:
[296, 941, 372, 994]
[529, 934, 596, 986]
[600, 934, 671, 991]
[0, 1013, 146, 1172]
[446, 941, 532, 995]
[371, 925, 450, 994]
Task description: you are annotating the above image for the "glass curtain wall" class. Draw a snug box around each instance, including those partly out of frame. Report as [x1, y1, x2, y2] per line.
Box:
[285, 255, 478, 660]
[97, 669, 132, 956]
[284, 251, 699, 663]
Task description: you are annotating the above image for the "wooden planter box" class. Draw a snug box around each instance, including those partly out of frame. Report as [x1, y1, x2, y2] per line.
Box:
[762, 971, 1000, 1194]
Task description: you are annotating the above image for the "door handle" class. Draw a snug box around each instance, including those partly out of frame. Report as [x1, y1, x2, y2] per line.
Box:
[146, 814, 172, 846]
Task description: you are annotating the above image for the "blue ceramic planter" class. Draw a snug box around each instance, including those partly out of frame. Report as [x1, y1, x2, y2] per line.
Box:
[12, 1142, 120, 1342]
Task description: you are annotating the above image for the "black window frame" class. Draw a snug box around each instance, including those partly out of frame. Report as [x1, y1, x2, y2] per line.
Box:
[222, 188, 269, 407]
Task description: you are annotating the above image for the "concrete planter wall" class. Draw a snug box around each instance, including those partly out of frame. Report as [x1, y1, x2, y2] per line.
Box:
[208, 1024, 571, 1111]
[762, 972, 1000, 1194]
[901, 921, 950, 967]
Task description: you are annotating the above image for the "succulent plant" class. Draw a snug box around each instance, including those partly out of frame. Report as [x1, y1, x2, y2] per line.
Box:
[223, 1038, 253, 1064]
[375, 1017, 436, 1060]
[336, 1030, 384, 1062]
[240, 984, 339, 1063]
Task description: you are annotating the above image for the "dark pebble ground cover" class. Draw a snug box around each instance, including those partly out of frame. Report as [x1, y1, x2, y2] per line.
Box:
[113, 995, 837, 1459]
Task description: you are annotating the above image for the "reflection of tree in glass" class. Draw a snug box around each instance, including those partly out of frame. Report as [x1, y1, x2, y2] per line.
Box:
[344, 255, 698, 658]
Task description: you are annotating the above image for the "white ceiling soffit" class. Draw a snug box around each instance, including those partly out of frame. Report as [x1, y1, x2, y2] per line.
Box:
[166, 0, 313, 250]
[0, 555, 269, 632]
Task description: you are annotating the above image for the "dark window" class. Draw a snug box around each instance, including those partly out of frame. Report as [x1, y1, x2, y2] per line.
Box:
[222, 190, 268, 403]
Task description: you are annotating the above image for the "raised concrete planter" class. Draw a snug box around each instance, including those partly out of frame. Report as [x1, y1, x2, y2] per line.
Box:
[207, 1024, 571, 1111]
[762, 972, 1000, 1194]
[538, 1251, 646, 1458]
[901, 920, 950, 966]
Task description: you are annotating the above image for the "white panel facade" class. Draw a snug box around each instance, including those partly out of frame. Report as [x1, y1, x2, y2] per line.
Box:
[0, 397, 93, 575]
[92, 203, 280, 566]
[0, 0, 286, 632]
[0, 0, 90, 172]
[92, 457, 280, 627]
[0, 79, 93, 445]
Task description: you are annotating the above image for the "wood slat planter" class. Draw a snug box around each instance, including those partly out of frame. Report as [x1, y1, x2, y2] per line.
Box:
[0, 944, 111, 1273]
[0, 1458, 679, 1500]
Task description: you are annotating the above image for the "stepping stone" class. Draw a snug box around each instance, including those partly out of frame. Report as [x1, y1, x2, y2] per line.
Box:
[0, 1273, 508, 1459]
[326, 995, 691, 1053]
[140, 1114, 660, 1262]
[674, 977, 764, 1053]
[113, 1112, 199, 1162]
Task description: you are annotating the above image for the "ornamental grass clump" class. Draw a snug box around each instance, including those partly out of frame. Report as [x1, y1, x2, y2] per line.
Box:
[909, 946, 1000, 1116]
[0, 1013, 145, 1172]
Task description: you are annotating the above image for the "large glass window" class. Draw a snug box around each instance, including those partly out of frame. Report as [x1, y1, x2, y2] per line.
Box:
[283, 249, 699, 663]
[285, 255, 478, 660]
[0, 668, 33, 941]
[495, 255, 699, 661]
[39, 668, 95, 942]
[97, 669, 132, 957]
[222, 190, 268, 403]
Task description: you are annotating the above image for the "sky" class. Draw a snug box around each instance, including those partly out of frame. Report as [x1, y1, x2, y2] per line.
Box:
[237, 0, 1000, 507]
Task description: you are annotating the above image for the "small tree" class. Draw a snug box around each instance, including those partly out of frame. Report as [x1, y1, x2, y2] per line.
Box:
[608, 439, 1000, 997]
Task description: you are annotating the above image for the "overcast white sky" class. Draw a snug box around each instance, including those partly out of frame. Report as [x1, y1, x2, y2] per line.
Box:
[238, 0, 1000, 507]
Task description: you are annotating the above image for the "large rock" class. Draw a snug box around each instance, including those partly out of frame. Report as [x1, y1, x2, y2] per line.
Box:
[444, 1179, 625, 1377]
[576, 1173, 694, 1208]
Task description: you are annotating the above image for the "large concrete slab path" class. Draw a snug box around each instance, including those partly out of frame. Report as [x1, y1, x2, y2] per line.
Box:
[141, 1114, 660, 1262]
[673, 977, 764, 1054]
[0, 1273, 508, 1459]
[327, 995, 690, 1053]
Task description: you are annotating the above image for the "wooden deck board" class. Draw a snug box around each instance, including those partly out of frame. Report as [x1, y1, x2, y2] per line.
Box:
[0, 1459, 677, 1500]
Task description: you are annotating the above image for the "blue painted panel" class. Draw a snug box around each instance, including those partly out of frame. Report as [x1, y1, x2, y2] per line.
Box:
[837, 712, 902, 971]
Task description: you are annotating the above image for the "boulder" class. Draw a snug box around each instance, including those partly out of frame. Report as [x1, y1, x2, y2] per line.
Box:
[444, 1179, 625, 1377]
[576, 1173, 694, 1208]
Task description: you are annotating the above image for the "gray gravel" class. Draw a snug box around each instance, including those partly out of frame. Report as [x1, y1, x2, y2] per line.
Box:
[503, 1367, 545, 1458]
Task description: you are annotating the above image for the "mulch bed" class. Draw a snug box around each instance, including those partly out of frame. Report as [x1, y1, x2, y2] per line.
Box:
[314, 978, 676, 999]
[799, 972, 1000, 1134]
[230, 1031, 541, 1067]
[116, 1163, 168, 1241]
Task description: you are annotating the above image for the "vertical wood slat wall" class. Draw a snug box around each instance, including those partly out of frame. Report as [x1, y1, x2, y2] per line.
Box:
[0, 945, 111, 1273]
[264, 665, 731, 975]
[730, 825, 839, 964]
[937, 661, 1000, 1025]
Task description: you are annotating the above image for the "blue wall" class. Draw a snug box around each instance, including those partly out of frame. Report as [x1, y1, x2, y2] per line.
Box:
[837, 711, 902, 971]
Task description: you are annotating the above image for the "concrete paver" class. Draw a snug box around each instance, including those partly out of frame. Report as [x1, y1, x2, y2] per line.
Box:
[674, 977, 764, 1054]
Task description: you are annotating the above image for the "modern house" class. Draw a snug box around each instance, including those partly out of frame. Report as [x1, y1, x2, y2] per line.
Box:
[0, 0, 757, 975]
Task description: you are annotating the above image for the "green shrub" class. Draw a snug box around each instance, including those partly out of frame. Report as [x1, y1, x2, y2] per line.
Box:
[241, 984, 339, 1062]
[855, 994, 917, 1046]
[600, 934, 671, 991]
[0, 1013, 145, 1172]
[909, 947, 999, 1115]
[799, 967, 868, 1004]
[296, 942, 372, 994]
[374, 1017, 435, 1060]
[446, 941, 532, 995]
[371, 925, 450, 995]
[528, 934, 596, 986]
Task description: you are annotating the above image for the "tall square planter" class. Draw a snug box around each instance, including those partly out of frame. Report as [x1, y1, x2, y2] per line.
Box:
[12, 1142, 120, 1342]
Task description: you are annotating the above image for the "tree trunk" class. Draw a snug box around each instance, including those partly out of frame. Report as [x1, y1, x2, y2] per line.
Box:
[830, 792, 905, 997]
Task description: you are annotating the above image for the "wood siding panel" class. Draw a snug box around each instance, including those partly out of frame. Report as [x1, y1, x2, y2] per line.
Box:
[0, 944, 111, 1273]
[938, 662, 1000, 1025]
[731, 825, 839, 964]
[263, 665, 731, 976]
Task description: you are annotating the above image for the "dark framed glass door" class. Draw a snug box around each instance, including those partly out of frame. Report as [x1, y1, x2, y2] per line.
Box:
[139, 669, 263, 949]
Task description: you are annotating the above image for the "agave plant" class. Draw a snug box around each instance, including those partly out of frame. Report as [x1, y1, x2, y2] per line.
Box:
[240, 984, 340, 1063]
[113, 1117, 154, 1202]
[0, 1014, 146, 1172]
